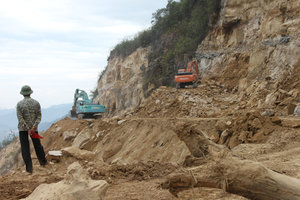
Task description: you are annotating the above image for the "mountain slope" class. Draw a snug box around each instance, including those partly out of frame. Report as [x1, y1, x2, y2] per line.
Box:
[94, 0, 300, 118]
[94, 0, 221, 116]
[1, 82, 300, 199]
[0, 0, 300, 199]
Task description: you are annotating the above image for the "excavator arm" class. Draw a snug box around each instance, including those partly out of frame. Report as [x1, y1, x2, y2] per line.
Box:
[74, 89, 91, 104]
[71, 89, 90, 117]
[186, 60, 199, 75]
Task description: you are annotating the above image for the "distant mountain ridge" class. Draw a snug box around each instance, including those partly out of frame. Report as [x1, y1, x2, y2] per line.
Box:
[0, 103, 72, 141]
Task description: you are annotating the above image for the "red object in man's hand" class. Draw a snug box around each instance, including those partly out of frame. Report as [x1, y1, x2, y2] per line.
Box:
[30, 130, 43, 139]
[31, 131, 43, 139]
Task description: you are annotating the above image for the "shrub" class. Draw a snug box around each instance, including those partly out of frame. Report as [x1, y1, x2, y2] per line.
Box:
[0, 131, 17, 150]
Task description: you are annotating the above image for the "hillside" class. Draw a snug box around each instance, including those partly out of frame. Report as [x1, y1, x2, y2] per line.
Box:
[94, 0, 300, 118]
[94, 0, 221, 116]
[0, 0, 300, 199]
[1, 84, 300, 199]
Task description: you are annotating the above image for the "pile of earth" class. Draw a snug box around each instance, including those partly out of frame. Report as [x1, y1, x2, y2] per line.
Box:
[1, 78, 300, 199]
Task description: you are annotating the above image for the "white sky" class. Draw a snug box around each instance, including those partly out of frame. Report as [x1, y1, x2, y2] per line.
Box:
[0, 0, 167, 109]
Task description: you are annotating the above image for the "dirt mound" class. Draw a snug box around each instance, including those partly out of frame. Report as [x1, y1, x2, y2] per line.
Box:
[218, 111, 277, 148]
[0, 167, 63, 200]
[0, 178, 37, 200]
[89, 161, 177, 183]
[1, 81, 299, 200]
[132, 84, 284, 149]
[135, 82, 237, 118]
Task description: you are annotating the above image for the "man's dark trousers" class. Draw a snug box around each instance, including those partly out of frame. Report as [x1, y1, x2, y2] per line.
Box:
[19, 131, 47, 172]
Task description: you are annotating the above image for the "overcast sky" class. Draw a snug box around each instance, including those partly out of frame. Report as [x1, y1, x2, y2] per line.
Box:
[0, 0, 167, 109]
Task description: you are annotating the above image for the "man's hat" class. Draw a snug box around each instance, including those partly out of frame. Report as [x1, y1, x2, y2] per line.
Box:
[20, 85, 33, 95]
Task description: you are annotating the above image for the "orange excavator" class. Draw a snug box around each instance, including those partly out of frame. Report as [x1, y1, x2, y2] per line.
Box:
[175, 60, 199, 89]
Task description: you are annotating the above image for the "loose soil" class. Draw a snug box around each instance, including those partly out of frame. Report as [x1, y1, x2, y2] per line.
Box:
[1, 83, 300, 200]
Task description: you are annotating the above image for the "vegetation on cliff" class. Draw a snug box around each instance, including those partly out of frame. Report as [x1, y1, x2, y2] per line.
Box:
[110, 0, 220, 59]
[106, 0, 221, 93]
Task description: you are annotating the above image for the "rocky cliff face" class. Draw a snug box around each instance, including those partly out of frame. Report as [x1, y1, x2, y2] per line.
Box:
[197, 0, 300, 110]
[95, 0, 299, 116]
[94, 47, 151, 116]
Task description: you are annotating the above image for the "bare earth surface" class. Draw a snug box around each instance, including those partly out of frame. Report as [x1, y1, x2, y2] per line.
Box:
[1, 0, 299, 198]
[1, 83, 300, 199]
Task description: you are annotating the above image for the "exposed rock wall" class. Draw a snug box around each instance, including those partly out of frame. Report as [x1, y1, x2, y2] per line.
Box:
[95, 0, 300, 116]
[196, 0, 300, 110]
[94, 47, 151, 116]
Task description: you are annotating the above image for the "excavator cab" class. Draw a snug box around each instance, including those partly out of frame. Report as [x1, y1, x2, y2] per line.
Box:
[177, 69, 186, 74]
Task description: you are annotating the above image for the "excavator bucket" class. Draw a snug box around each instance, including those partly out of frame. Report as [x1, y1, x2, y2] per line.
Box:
[70, 105, 77, 118]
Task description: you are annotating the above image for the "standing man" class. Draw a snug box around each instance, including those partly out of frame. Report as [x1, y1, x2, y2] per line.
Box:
[16, 85, 47, 173]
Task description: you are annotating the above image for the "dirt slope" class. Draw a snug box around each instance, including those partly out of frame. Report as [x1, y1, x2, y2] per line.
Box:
[1, 81, 299, 199]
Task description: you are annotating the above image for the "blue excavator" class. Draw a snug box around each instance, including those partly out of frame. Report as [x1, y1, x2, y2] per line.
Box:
[70, 89, 105, 119]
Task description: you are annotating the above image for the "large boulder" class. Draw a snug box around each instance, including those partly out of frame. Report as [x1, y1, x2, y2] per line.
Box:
[72, 127, 92, 149]
[62, 146, 95, 161]
[22, 162, 108, 200]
